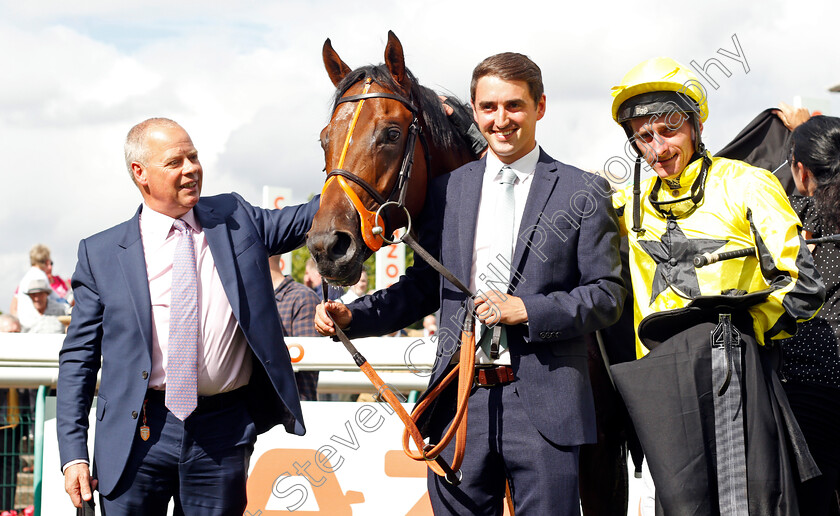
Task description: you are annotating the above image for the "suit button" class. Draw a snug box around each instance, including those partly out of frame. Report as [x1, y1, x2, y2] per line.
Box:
[131, 411, 138, 419]
[141, 371, 149, 380]
[669, 258, 678, 266]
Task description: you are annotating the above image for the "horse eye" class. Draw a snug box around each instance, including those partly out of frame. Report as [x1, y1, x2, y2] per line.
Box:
[387, 128, 401, 142]
[319, 127, 329, 151]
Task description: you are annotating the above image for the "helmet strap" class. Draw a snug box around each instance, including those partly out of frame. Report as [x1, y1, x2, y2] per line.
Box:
[648, 152, 712, 219]
[631, 156, 645, 234]
[692, 115, 704, 156]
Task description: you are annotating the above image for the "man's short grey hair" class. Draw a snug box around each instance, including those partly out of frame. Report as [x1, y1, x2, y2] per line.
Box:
[124, 118, 182, 183]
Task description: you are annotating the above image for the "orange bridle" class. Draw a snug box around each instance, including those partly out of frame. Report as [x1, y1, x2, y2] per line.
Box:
[321, 77, 421, 251]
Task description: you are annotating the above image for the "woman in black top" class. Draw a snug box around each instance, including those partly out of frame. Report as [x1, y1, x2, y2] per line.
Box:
[782, 115, 840, 516]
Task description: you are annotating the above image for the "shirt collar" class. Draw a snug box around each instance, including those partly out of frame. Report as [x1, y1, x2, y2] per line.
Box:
[274, 275, 294, 295]
[485, 144, 540, 184]
[139, 204, 201, 244]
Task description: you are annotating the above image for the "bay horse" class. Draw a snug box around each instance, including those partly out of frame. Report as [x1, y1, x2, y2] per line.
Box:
[307, 31, 474, 286]
[306, 31, 632, 516]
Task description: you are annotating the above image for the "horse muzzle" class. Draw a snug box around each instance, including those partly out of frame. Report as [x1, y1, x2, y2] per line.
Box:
[307, 228, 366, 286]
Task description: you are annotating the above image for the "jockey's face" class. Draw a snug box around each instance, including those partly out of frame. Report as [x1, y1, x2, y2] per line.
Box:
[628, 116, 701, 180]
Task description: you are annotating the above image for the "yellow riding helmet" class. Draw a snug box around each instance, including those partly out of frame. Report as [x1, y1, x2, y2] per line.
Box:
[611, 57, 708, 125]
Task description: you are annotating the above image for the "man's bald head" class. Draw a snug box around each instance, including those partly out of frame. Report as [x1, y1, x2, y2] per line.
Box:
[124, 118, 183, 183]
[0, 314, 21, 333]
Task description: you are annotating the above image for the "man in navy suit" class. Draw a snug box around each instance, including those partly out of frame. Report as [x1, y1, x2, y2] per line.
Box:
[58, 118, 318, 514]
[316, 53, 625, 515]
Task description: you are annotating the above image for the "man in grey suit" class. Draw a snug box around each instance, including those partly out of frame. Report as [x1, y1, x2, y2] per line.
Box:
[316, 53, 624, 515]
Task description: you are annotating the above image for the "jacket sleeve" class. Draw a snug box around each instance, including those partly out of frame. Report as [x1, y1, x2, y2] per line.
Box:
[234, 192, 320, 255]
[519, 174, 626, 342]
[56, 239, 103, 467]
[612, 182, 630, 237]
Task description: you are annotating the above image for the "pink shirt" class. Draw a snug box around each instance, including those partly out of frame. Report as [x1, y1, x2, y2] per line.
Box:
[140, 204, 252, 395]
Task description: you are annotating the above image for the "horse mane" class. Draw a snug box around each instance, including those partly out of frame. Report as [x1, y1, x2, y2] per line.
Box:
[331, 65, 471, 157]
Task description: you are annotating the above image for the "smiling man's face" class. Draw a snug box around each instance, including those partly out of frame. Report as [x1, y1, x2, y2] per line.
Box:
[628, 117, 700, 179]
[472, 75, 545, 164]
[131, 124, 203, 218]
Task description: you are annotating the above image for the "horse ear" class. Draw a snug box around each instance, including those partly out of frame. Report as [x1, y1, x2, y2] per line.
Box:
[323, 38, 352, 87]
[384, 30, 410, 93]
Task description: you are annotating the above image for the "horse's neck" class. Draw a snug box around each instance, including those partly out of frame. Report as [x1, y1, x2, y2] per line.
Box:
[428, 143, 475, 178]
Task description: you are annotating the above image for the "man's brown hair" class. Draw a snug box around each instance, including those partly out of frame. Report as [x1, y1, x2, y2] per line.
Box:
[470, 52, 544, 104]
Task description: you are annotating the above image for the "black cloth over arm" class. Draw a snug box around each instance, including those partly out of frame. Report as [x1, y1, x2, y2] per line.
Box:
[716, 108, 795, 195]
[611, 293, 818, 516]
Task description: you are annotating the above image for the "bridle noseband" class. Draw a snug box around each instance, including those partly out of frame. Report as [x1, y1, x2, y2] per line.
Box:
[321, 77, 425, 251]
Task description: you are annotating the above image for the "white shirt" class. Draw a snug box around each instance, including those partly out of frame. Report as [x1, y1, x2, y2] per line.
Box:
[471, 145, 539, 364]
[140, 204, 252, 395]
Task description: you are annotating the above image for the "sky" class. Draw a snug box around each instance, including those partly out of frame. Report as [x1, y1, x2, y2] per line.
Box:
[1, 0, 838, 307]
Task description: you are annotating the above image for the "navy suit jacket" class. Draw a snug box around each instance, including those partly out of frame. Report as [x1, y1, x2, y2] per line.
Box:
[347, 149, 625, 445]
[56, 192, 319, 496]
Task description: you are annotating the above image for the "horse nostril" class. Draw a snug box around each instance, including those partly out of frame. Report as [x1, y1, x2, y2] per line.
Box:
[327, 231, 353, 261]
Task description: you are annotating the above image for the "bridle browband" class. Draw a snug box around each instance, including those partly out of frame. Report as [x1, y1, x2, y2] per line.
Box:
[321, 76, 428, 251]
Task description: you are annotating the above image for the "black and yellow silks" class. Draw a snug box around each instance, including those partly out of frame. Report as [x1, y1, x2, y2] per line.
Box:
[613, 152, 824, 358]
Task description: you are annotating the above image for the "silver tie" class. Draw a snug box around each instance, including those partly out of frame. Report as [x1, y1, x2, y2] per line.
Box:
[478, 166, 517, 359]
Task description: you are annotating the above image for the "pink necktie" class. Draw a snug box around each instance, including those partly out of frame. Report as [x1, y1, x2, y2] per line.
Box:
[166, 219, 198, 420]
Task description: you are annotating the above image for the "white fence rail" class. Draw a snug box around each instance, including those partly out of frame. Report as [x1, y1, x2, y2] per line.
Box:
[0, 334, 438, 392]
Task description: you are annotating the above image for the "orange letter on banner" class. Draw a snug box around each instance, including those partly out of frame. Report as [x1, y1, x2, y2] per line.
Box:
[287, 343, 304, 363]
[246, 449, 364, 515]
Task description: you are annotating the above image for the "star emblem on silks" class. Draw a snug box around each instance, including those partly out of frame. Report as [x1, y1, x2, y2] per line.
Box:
[637, 220, 728, 305]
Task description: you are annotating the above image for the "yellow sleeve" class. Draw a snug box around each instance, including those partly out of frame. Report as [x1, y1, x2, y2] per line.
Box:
[612, 184, 630, 237]
[742, 168, 824, 342]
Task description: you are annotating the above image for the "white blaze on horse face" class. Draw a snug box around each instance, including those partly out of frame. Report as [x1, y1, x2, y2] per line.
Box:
[472, 76, 545, 165]
[329, 103, 359, 161]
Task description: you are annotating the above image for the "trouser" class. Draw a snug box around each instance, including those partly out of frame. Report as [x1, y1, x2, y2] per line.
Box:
[100, 389, 257, 516]
[427, 381, 581, 516]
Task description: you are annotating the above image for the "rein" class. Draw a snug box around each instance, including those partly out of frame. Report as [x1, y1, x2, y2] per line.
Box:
[320, 76, 478, 485]
[321, 219, 477, 487]
[322, 266, 474, 485]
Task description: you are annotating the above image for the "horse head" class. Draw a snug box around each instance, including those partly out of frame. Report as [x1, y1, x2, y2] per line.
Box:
[307, 31, 474, 286]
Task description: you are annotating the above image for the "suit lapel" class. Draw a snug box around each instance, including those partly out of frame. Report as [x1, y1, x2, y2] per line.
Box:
[456, 159, 487, 283]
[513, 150, 559, 274]
[118, 207, 153, 354]
[194, 201, 241, 318]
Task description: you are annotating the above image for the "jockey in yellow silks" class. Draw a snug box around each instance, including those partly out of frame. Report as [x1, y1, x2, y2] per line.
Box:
[609, 57, 823, 358]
